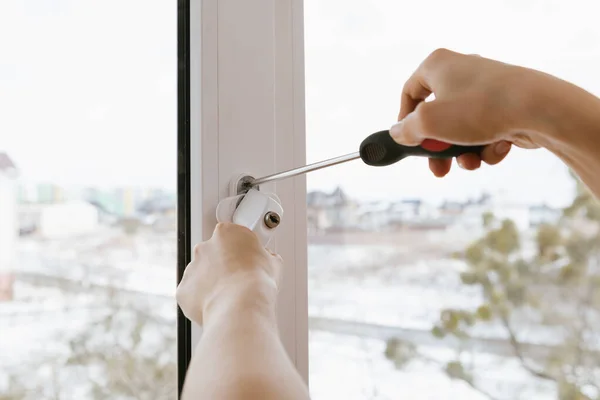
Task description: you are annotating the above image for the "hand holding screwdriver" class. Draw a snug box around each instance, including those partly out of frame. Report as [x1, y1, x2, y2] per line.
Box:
[390, 48, 600, 198]
[391, 49, 523, 177]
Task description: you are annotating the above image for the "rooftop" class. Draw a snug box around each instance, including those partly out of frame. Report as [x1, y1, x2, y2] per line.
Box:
[0, 152, 18, 178]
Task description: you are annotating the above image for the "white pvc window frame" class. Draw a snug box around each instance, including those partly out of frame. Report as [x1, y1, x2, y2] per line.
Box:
[186, 0, 308, 384]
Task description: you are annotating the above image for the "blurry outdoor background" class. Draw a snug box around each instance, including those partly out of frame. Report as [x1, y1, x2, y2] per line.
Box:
[1, 1, 599, 399]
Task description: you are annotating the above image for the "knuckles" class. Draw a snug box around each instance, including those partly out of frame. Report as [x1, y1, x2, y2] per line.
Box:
[175, 285, 187, 306]
[193, 243, 205, 257]
[428, 47, 452, 62]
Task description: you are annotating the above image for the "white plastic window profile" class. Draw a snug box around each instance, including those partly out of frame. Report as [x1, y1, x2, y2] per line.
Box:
[187, 0, 308, 383]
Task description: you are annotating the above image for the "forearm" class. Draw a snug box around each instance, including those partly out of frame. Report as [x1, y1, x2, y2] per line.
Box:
[181, 278, 310, 400]
[518, 69, 600, 198]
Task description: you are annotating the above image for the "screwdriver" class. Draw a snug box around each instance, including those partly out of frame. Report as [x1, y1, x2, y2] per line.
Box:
[248, 129, 484, 188]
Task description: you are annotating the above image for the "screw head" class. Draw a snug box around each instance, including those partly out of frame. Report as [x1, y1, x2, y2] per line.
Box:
[264, 211, 281, 229]
[235, 175, 257, 195]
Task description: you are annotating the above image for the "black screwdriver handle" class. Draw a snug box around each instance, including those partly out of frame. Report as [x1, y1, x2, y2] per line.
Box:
[359, 130, 485, 167]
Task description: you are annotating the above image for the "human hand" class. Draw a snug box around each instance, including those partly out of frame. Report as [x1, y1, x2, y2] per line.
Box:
[391, 48, 541, 177]
[176, 222, 283, 325]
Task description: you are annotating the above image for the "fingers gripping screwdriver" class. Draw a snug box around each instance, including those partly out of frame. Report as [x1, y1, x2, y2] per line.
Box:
[247, 130, 484, 188]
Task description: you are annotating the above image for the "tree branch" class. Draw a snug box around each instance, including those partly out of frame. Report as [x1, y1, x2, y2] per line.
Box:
[459, 374, 502, 400]
[418, 352, 502, 400]
[499, 314, 555, 381]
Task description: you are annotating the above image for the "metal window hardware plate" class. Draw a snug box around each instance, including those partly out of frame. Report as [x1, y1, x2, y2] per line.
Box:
[216, 174, 283, 246]
[232, 174, 258, 196]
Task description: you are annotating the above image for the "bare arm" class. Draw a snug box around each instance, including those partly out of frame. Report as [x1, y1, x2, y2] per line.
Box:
[522, 69, 600, 198]
[176, 223, 310, 400]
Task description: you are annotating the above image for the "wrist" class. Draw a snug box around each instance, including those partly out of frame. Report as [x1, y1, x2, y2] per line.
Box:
[202, 271, 278, 329]
[513, 68, 600, 154]
[509, 68, 600, 197]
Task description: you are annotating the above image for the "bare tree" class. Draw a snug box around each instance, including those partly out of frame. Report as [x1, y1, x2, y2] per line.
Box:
[386, 177, 600, 399]
[1, 228, 177, 399]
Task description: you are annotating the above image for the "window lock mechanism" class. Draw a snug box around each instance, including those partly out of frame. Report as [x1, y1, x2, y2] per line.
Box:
[215, 173, 283, 247]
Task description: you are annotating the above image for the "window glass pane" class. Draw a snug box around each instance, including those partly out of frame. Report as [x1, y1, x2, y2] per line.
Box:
[0, 1, 177, 398]
[305, 1, 598, 399]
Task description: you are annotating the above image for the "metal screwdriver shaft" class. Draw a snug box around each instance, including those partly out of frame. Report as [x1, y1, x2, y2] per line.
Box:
[248, 129, 485, 190]
[249, 152, 360, 187]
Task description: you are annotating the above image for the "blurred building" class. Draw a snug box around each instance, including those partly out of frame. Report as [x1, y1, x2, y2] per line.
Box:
[17, 182, 39, 204]
[306, 188, 560, 235]
[307, 187, 359, 233]
[136, 192, 176, 231]
[112, 187, 138, 216]
[36, 183, 64, 203]
[529, 204, 562, 227]
[82, 186, 173, 220]
[19, 201, 100, 239]
[446, 193, 561, 237]
[0, 153, 18, 302]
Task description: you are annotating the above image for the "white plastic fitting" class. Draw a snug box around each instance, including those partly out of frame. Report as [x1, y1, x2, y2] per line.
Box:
[215, 175, 283, 247]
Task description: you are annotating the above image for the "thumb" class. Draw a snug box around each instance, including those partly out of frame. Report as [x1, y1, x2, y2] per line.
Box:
[390, 99, 487, 146]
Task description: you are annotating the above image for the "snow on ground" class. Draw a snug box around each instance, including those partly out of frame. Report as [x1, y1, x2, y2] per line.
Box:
[308, 244, 566, 345]
[309, 331, 556, 400]
[0, 283, 96, 368]
[0, 231, 574, 398]
[17, 229, 175, 297]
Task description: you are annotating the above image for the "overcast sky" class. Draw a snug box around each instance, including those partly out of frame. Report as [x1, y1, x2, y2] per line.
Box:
[2, 0, 600, 206]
